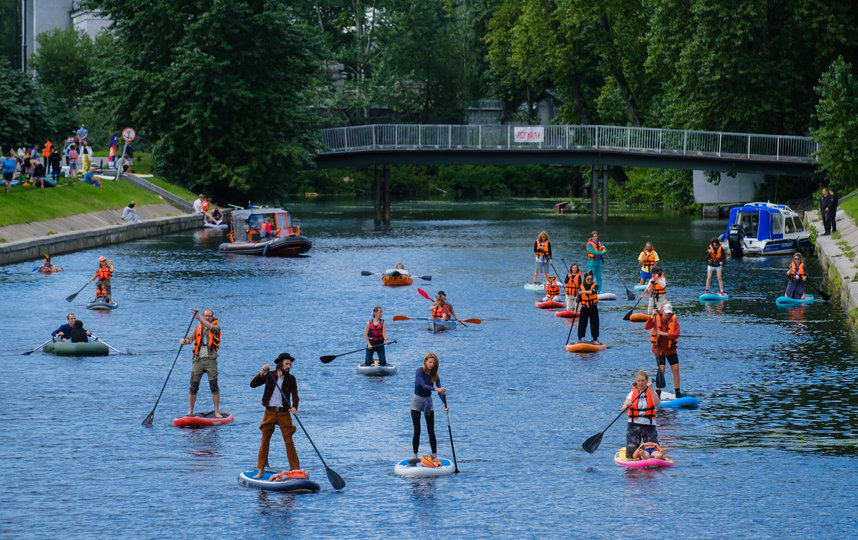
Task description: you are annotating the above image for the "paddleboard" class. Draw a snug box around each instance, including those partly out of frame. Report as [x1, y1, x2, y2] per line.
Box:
[658, 392, 700, 410]
[238, 470, 320, 493]
[699, 292, 729, 301]
[614, 448, 674, 469]
[203, 222, 227, 229]
[634, 284, 648, 291]
[555, 310, 579, 318]
[173, 410, 235, 428]
[524, 283, 544, 291]
[598, 293, 617, 301]
[776, 295, 814, 305]
[565, 341, 607, 353]
[427, 319, 457, 333]
[628, 313, 649, 322]
[355, 364, 397, 376]
[393, 457, 456, 478]
[534, 300, 564, 309]
[87, 300, 118, 310]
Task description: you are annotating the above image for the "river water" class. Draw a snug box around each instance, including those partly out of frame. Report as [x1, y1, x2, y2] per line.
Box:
[1, 200, 855, 538]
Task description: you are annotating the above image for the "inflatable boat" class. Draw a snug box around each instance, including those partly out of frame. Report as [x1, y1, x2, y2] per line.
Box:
[219, 207, 311, 257]
[382, 271, 413, 287]
[43, 338, 109, 356]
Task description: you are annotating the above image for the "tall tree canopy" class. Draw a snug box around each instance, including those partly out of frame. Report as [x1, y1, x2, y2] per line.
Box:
[812, 57, 858, 193]
[85, 0, 322, 201]
[0, 59, 53, 148]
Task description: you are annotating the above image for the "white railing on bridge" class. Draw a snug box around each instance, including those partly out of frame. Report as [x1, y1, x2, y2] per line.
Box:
[320, 124, 817, 162]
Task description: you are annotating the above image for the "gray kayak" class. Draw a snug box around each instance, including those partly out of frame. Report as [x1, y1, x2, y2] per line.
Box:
[43, 339, 109, 356]
[427, 320, 457, 333]
[87, 300, 118, 310]
[355, 364, 397, 376]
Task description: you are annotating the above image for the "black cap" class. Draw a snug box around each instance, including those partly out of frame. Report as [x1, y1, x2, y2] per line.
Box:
[437, 290, 446, 296]
[275, 352, 295, 365]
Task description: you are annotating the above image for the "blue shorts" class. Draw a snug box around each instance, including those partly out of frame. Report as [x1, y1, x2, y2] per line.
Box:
[640, 271, 652, 281]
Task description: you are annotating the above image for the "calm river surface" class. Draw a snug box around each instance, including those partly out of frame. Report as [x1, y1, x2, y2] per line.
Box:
[1, 200, 855, 538]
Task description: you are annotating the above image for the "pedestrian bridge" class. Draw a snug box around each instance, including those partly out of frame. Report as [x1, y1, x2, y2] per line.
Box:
[317, 124, 819, 176]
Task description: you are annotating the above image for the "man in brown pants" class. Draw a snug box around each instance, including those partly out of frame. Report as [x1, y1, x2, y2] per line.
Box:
[250, 352, 303, 478]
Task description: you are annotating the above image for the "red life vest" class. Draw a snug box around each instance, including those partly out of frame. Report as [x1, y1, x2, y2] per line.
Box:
[650, 276, 666, 297]
[367, 320, 384, 345]
[789, 261, 806, 280]
[94, 265, 112, 280]
[546, 280, 560, 297]
[565, 273, 581, 295]
[587, 239, 602, 260]
[707, 244, 723, 266]
[192, 318, 220, 356]
[580, 288, 599, 308]
[628, 387, 656, 422]
[650, 314, 679, 352]
[535, 240, 550, 260]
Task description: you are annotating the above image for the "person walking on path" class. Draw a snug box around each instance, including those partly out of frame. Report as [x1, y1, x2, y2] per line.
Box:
[532, 231, 552, 285]
[250, 352, 304, 478]
[411, 353, 447, 463]
[705, 237, 726, 295]
[623, 371, 665, 461]
[645, 303, 681, 398]
[637, 242, 659, 286]
[820, 187, 832, 235]
[785, 252, 807, 300]
[364, 306, 390, 366]
[180, 309, 223, 418]
[577, 272, 601, 344]
[586, 230, 606, 290]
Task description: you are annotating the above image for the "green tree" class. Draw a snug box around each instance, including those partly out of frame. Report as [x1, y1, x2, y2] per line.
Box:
[85, 0, 322, 201]
[0, 59, 53, 148]
[812, 56, 858, 192]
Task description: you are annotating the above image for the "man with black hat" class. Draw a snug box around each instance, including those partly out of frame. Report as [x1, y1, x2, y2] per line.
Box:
[250, 353, 303, 479]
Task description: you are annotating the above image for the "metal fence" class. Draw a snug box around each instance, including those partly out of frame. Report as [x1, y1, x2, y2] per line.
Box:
[320, 124, 817, 162]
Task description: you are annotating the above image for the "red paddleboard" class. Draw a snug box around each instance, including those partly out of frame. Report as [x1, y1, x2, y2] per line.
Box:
[555, 310, 579, 318]
[173, 410, 234, 428]
[535, 300, 564, 309]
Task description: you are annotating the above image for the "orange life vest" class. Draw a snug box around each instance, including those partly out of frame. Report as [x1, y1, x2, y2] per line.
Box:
[430, 305, 448, 319]
[650, 314, 679, 351]
[546, 280, 560, 297]
[706, 244, 723, 266]
[535, 240, 550, 260]
[192, 318, 220, 355]
[565, 273, 581, 295]
[628, 387, 656, 422]
[640, 250, 656, 270]
[587, 239, 602, 260]
[650, 276, 666, 297]
[94, 265, 112, 280]
[202, 200, 209, 211]
[367, 320, 384, 345]
[580, 288, 599, 308]
[789, 261, 806, 280]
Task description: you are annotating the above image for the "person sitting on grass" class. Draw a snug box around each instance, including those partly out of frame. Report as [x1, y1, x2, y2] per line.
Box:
[82, 167, 101, 187]
[122, 201, 142, 223]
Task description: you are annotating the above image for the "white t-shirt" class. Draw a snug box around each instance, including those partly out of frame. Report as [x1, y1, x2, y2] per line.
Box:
[193, 198, 203, 214]
[626, 389, 657, 426]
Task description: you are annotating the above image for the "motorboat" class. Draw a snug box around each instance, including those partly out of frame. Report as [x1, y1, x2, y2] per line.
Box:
[720, 202, 810, 257]
[219, 207, 311, 257]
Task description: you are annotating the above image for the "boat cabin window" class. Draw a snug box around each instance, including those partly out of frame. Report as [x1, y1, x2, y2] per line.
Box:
[771, 214, 785, 235]
[247, 214, 262, 230]
[275, 212, 289, 229]
[738, 213, 759, 237]
[785, 217, 795, 234]
[793, 217, 805, 232]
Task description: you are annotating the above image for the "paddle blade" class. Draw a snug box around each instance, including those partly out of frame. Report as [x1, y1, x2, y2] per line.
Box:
[656, 368, 666, 389]
[462, 318, 481, 324]
[622, 309, 633, 321]
[624, 287, 635, 300]
[320, 355, 336, 363]
[142, 411, 154, 428]
[582, 432, 603, 453]
[819, 289, 831, 301]
[360, 271, 374, 276]
[419, 275, 432, 281]
[392, 315, 411, 321]
[65, 292, 78, 302]
[326, 467, 346, 490]
[417, 288, 432, 300]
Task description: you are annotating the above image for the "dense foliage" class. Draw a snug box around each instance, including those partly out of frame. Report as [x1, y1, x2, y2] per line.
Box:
[812, 57, 858, 193]
[0, 59, 53, 147]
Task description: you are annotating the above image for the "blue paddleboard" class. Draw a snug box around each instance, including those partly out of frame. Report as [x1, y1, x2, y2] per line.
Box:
[699, 292, 729, 301]
[634, 284, 648, 291]
[775, 295, 814, 305]
[658, 392, 700, 409]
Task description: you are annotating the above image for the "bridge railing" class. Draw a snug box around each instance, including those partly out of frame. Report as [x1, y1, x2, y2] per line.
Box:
[320, 124, 817, 162]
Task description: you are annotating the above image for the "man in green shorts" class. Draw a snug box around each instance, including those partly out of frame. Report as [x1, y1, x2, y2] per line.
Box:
[181, 309, 223, 418]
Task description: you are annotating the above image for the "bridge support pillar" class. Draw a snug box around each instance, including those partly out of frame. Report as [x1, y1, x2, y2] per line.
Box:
[374, 165, 391, 226]
[602, 165, 608, 223]
[383, 165, 390, 225]
[590, 167, 597, 222]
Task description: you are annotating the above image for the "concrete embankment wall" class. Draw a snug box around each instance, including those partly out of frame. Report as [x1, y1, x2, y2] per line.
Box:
[0, 214, 203, 267]
[805, 209, 858, 324]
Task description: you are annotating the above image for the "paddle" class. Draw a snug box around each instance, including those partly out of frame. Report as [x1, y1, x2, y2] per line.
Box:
[806, 279, 831, 301]
[92, 336, 121, 354]
[269, 374, 345, 490]
[320, 340, 397, 363]
[66, 281, 89, 302]
[604, 253, 635, 300]
[623, 285, 650, 321]
[393, 315, 481, 324]
[564, 300, 581, 346]
[23, 337, 55, 355]
[142, 312, 198, 428]
[582, 404, 631, 454]
[653, 316, 666, 389]
[439, 393, 459, 473]
[362, 270, 432, 281]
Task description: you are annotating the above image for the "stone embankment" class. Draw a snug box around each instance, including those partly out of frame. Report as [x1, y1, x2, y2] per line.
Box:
[805, 209, 858, 323]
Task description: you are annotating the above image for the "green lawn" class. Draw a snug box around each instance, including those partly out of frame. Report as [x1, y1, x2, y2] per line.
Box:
[145, 175, 196, 200]
[0, 180, 167, 226]
[839, 189, 858, 222]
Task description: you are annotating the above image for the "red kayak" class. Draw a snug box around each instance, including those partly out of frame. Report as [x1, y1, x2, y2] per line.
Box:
[173, 410, 234, 428]
[535, 300, 564, 309]
[555, 310, 579, 318]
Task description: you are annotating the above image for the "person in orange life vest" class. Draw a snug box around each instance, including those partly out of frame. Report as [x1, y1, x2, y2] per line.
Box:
[565, 263, 582, 311]
[180, 309, 223, 418]
[705, 237, 726, 295]
[90, 256, 114, 302]
[94, 282, 109, 302]
[646, 267, 667, 314]
[430, 291, 457, 321]
[637, 241, 659, 285]
[542, 274, 561, 302]
[261, 217, 274, 238]
[577, 272, 601, 344]
[785, 252, 807, 299]
[645, 303, 681, 398]
[250, 352, 303, 479]
[623, 370, 664, 460]
[532, 231, 552, 285]
[586, 230, 606, 290]
[364, 306, 390, 366]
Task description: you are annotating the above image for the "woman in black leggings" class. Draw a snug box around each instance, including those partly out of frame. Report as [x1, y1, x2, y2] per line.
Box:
[411, 352, 447, 462]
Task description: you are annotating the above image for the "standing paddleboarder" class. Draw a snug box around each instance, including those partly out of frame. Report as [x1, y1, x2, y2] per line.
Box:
[411, 353, 447, 465]
[180, 309, 223, 418]
[623, 371, 666, 460]
[644, 303, 681, 398]
[364, 306, 390, 366]
[586, 231, 606, 290]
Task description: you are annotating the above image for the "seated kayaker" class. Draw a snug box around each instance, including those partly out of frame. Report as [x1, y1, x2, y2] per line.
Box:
[384, 263, 410, 276]
[52, 313, 77, 338]
[94, 282, 109, 302]
[65, 320, 91, 343]
[623, 370, 663, 461]
[430, 291, 457, 321]
[542, 274, 561, 302]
